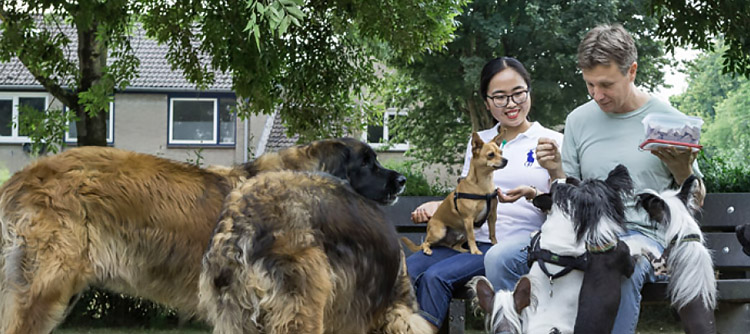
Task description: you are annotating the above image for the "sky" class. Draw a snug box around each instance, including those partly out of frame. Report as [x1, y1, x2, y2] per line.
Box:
[653, 47, 701, 103]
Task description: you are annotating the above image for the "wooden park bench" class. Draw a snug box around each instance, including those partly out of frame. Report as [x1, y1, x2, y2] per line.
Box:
[383, 193, 750, 334]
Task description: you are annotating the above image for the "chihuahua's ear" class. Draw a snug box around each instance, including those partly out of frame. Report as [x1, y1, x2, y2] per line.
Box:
[677, 175, 703, 214]
[606, 164, 634, 195]
[636, 192, 670, 225]
[532, 193, 553, 212]
[490, 133, 504, 148]
[471, 132, 485, 154]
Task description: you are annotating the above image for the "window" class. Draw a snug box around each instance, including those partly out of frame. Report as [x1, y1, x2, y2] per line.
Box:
[168, 97, 236, 145]
[0, 93, 49, 143]
[65, 101, 114, 144]
[364, 108, 409, 151]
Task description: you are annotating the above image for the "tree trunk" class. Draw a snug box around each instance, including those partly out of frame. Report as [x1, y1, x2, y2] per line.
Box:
[76, 22, 108, 146]
[466, 96, 495, 132]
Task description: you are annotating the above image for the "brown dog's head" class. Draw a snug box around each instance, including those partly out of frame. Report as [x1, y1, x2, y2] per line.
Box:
[471, 132, 508, 171]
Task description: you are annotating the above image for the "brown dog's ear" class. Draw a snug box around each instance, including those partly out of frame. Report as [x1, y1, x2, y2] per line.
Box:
[475, 277, 495, 313]
[513, 276, 532, 314]
[490, 133, 504, 148]
[471, 132, 485, 154]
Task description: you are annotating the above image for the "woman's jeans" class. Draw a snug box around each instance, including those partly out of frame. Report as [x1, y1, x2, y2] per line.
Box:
[406, 242, 492, 327]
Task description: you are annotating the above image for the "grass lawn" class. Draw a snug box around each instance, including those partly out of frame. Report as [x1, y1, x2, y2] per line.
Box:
[56, 304, 684, 334]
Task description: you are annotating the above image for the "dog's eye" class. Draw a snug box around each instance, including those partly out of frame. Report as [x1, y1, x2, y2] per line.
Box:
[488, 152, 495, 158]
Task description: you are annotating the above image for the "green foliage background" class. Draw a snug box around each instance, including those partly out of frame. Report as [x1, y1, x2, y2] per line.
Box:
[384, 0, 670, 171]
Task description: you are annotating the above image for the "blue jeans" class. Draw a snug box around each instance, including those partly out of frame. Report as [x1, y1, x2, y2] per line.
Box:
[612, 230, 667, 334]
[406, 242, 492, 327]
[483, 234, 532, 291]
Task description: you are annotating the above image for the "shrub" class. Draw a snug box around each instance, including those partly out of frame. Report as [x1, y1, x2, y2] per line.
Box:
[382, 160, 451, 196]
[698, 151, 750, 192]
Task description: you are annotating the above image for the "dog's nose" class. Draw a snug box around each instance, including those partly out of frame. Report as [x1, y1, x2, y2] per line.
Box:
[396, 175, 407, 187]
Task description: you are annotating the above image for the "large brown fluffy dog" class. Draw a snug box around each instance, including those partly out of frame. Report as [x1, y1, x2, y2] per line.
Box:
[199, 170, 431, 334]
[0, 138, 405, 334]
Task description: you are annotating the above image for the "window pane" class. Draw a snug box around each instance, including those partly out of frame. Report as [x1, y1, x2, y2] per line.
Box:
[0, 100, 11, 136]
[68, 110, 111, 142]
[219, 98, 236, 144]
[172, 100, 214, 141]
[367, 124, 383, 143]
[18, 97, 45, 136]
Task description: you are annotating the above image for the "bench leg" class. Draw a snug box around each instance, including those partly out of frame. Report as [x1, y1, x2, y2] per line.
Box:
[438, 299, 466, 334]
[715, 302, 750, 334]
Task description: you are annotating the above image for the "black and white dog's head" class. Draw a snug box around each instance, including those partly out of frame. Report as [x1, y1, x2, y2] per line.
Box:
[534, 164, 634, 248]
[636, 175, 716, 311]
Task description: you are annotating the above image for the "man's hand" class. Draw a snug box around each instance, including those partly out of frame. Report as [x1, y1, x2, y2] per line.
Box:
[650, 146, 697, 184]
[536, 137, 565, 179]
[410, 201, 440, 224]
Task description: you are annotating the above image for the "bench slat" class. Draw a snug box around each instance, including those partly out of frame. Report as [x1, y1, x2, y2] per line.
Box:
[699, 193, 750, 231]
[705, 232, 750, 270]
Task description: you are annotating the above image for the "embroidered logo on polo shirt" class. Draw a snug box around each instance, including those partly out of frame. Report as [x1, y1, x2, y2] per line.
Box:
[525, 149, 535, 167]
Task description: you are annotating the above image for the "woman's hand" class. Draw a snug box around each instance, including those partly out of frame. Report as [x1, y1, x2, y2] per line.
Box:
[410, 201, 441, 224]
[497, 186, 537, 203]
[536, 137, 565, 179]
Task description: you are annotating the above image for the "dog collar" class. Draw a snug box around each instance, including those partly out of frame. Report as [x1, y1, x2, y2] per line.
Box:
[669, 233, 702, 246]
[586, 240, 618, 253]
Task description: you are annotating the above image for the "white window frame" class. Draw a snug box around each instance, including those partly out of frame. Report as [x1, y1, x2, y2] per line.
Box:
[65, 101, 115, 144]
[168, 97, 218, 145]
[364, 108, 409, 151]
[0, 92, 49, 144]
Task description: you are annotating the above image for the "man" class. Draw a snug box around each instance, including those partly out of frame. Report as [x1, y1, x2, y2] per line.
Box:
[536, 23, 707, 333]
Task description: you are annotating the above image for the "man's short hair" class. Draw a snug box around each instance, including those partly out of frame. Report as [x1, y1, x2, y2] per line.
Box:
[577, 24, 637, 75]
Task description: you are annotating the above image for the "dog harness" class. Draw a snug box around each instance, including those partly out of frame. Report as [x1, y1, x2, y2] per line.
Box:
[453, 189, 498, 225]
[526, 232, 588, 296]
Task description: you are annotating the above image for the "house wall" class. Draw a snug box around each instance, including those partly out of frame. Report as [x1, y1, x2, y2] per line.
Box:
[0, 92, 253, 176]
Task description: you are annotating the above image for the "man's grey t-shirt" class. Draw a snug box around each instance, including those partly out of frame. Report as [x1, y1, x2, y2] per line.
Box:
[562, 97, 702, 241]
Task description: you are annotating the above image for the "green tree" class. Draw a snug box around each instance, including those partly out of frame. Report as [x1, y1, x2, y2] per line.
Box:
[650, 0, 750, 78]
[0, 0, 467, 149]
[671, 45, 750, 166]
[385, 0, 669, 169]
[700, 81, 750, 165]
[670, 43, 746, 121]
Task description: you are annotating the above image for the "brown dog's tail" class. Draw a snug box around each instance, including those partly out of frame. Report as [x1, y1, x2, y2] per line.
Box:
[400, 237, 422, 253]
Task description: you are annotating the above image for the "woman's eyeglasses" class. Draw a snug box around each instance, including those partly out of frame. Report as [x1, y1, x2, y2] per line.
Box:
[488, 90, 529, 108]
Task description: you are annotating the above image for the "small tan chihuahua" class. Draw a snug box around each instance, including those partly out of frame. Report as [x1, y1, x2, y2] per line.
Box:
[402, 132, 507, 255]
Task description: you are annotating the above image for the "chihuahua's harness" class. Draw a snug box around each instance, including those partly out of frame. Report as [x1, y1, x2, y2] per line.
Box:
[453, 189, 498, 225]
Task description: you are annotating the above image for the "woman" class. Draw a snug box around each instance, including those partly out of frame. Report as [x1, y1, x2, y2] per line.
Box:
[406, 56, 563, 332]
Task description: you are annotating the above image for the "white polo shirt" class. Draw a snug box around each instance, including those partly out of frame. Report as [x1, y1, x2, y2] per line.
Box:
[461, 122, 563, 243]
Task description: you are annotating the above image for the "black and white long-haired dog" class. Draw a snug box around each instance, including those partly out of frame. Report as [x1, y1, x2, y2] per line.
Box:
[468, 165, 637, 334]
[637, 175, 717, 333]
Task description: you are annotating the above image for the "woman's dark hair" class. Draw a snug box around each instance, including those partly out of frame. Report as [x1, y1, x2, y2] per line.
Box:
[479, 57, 531, 100]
